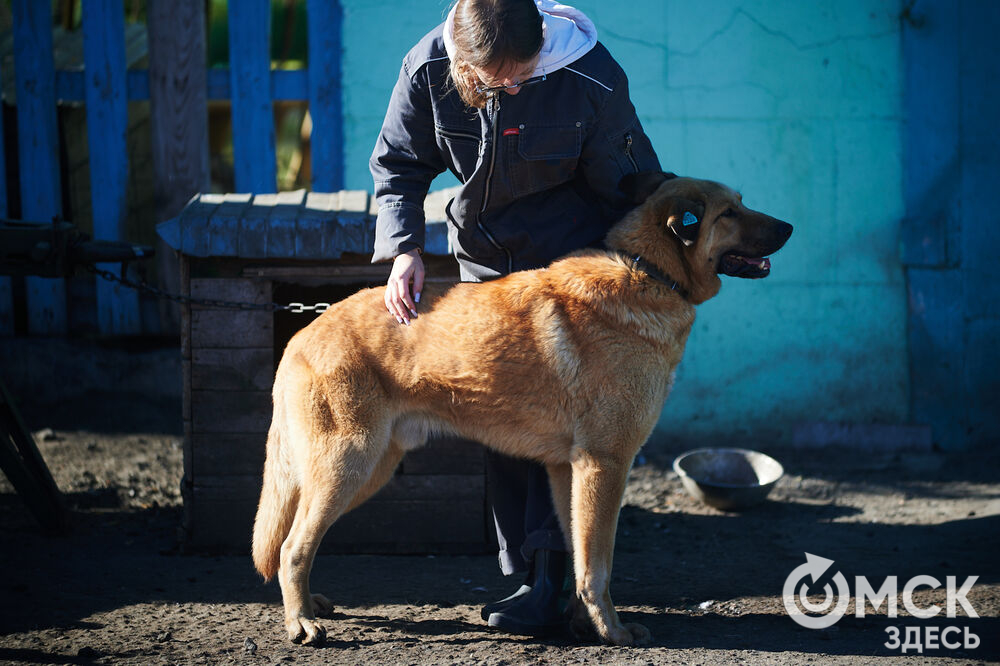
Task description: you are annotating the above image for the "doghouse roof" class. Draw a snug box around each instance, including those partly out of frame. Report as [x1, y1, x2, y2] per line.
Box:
[156, 188, 453, 259]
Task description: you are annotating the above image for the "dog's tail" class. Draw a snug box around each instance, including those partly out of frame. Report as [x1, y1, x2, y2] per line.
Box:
[252, 399, 299, 582]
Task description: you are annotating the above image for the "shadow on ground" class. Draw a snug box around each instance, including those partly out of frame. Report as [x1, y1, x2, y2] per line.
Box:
[1, 407, 998, 663]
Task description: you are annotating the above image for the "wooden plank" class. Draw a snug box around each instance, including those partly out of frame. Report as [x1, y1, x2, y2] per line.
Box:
[55, 68, 312, 103]
[374, 474, 484, 501]
[208, 193, 252, 257]
[190, 309, 272, 349]
[243, 264, 392, 280]
[305, 0, 344, 191]
[0, 279, 10, 336]
[190, 277, 271, 307]
[239, 193, 279, 258]
[82, 0, 140, 335]
[0, 378, 68, 531]
[0, 62, 6, 221]
[0, 55, 10, 335]
[12, 0, 66, 334]
[191, 348, 274, 392]
[326, 498, 486, 550]
[148, 0, 210, 335]
[182, 358, 192, 418]
[180, 256, 193, 484]
[271, 69, 308, 101]
[183, 417, 193, 485]
[179, 194, 224, 257]
[190, 389, 271, 434]
[0, 423, 66, 531]
[206, 68, 309, 102]
[228, 0, 276, 193]
[295, 193, 330, 260]
[188, 482, 487, 553]
[189, 438, 485, 490]
[268, 190, 306, 258]
[332, 190, 372, 255]
[401, 437, 486, 475]
[179, 256, 192, 360]
[191, 433, 267, 477]
[147, 0, 210, 217]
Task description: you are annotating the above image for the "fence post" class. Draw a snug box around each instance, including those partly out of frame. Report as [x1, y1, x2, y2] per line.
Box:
[12, 0, 65, 335]
[147, 0, 210, 336]
[229, 0, 277, 193]
[82, 0, 141, 335]
[306, 0, 344, 192]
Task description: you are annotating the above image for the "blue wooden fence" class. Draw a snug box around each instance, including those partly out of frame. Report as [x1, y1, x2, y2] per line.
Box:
[83, 0, 140, 335]
[0, 0, 344, 336]
[12, 0, 65, 335]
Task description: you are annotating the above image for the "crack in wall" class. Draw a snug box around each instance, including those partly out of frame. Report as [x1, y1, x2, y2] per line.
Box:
[665, 8, 899, 59]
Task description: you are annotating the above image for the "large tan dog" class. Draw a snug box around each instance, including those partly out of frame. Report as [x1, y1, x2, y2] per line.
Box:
[252, 173, 793, 646]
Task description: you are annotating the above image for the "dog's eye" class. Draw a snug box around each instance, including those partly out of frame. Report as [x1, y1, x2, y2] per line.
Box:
[721, 208, 737, 218]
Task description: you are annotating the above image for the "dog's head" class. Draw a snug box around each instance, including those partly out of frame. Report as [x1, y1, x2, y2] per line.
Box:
[608, 172, 793, 301]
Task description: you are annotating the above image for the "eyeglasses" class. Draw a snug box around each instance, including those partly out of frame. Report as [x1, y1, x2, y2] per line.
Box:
[475, 73, 547, 95]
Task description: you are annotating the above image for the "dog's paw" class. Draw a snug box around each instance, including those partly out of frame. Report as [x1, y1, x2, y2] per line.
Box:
[286, 616, 326, 646]
[599, 621, 650, 647]
[311, 593, 334, 617]
[624, 621, 651, 645]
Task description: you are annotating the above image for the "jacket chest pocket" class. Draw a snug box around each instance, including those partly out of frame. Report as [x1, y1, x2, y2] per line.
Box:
[435, 124, 481, 184]
[505, 123, 582, 199]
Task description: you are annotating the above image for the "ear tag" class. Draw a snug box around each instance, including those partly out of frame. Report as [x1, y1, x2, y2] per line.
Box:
[682, 211, 699, 226]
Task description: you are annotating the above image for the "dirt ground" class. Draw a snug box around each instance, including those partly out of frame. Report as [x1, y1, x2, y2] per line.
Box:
[1, 394, 998, 665]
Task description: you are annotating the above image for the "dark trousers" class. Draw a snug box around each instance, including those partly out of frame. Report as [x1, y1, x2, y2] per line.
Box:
[485, 449, 567, 576]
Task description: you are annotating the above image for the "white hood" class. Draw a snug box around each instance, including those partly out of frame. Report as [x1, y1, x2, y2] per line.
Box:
[443, 0, 598, 77]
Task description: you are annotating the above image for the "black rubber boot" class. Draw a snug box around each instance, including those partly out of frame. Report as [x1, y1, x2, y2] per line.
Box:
[479, 581, 532, 621]
[486, 549, 569, 636]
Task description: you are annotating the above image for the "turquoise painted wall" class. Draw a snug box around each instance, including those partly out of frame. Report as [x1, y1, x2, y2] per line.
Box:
[340, 1, 910, 444]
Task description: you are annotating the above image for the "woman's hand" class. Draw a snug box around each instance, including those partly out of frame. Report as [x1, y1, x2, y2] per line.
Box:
[384, 249, 424, 325]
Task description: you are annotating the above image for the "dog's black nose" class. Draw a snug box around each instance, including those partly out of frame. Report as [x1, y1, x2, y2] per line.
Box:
[778, 221, 793, 241]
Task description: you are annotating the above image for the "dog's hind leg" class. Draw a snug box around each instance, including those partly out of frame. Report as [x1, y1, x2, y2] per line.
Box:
[344, 439, 404, 514]
[302, 436, 405, 621]
[278, 418, 392, 645]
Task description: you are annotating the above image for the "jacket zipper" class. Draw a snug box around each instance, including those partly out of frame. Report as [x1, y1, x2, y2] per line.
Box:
[624, 132, 639, 173]
[476, 94, 513, 274]
[436, 126, 481, 143]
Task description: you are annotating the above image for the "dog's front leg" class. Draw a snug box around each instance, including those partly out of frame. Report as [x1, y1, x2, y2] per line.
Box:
[545, 463, 573, 549]
[568, 451, 650, 646]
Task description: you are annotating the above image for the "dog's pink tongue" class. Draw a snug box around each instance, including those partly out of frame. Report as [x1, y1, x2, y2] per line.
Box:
[719, 254, 772, 278]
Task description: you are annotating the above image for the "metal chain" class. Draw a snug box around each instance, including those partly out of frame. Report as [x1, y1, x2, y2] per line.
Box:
[86, 265, 331, 314]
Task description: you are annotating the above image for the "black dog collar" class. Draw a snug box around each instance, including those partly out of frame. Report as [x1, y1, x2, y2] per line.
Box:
[621, 252, 689, 300]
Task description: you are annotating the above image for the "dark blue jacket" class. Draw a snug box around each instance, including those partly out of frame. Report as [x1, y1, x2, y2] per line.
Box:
[370, 23, 660, 281]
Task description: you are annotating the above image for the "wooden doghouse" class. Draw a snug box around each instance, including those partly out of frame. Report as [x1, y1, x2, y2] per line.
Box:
[157, 188, 491, 554]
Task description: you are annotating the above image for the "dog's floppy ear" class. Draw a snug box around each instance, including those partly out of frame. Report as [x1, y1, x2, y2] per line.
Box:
[665, 199, 704, 247]
[618, 171, 678, 204]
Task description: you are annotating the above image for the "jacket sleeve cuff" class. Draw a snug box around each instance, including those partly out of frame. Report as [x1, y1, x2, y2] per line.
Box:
[371, 201, 425, 263]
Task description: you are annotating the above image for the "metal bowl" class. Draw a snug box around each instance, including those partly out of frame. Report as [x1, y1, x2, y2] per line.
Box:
[672, 448, 784, 510]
